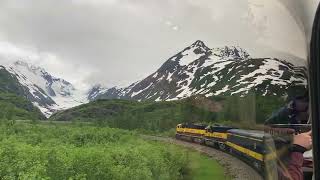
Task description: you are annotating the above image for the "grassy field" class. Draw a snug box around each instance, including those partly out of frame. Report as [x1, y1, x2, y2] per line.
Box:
[186, 151, 230, 180]
[0, 120, 227, 180]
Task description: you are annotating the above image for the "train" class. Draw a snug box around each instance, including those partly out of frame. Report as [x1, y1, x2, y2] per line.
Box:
[175, 123, 313, 179]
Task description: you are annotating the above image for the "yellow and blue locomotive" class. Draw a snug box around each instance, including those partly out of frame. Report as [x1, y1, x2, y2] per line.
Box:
[175, 123, 276, 174]
[175, 123, 207, 144]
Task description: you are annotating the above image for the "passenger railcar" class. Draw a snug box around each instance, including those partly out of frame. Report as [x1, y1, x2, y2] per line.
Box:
[175, 123, 277, 176]
[226, 129, 275, 173]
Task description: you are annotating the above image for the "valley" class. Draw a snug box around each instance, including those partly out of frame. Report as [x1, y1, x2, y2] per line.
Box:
[0, 40, 308, 180]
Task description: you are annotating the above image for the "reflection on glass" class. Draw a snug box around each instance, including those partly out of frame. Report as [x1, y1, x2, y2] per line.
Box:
[173, 1, 312, 180]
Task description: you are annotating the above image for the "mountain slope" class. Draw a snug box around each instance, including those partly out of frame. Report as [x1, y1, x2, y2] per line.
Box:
[1, 61, 88, 117]
[0, 92, 45, 120]
[0, 66, 45, 120]
[89, 40, 307, 101]
[0, 65, 27, 97]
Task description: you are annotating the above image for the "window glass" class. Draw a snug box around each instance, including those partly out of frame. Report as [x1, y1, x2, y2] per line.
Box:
[0, 0, 316, 180]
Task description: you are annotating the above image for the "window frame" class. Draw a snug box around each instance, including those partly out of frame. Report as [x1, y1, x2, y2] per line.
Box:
[309, 2, 320, 179]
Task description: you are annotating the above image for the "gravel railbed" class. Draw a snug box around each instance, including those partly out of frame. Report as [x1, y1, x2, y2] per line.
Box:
[142, 135, 263, 180]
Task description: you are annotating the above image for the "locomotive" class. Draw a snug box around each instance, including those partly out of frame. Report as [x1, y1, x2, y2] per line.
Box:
[175, 123, 312, 178]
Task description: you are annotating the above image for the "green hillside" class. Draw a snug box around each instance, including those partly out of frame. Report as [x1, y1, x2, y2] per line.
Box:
[50, 95, 285, 131]
[50, 97, 219, 131]
[0, 66, 27, 96]
[0, 67, 45, 120]
[0, 92, 45, 120]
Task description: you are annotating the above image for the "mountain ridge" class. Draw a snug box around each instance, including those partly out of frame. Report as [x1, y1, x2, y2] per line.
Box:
[89, 40, 307, 102]
[1, 61, 88, 117]
[0, 40, 308, 117]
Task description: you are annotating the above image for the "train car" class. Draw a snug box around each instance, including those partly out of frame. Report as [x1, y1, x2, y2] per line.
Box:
[175, 122, 313, 178]
[175, 123, 207, 144]
[204, 125, 235, 150]
[226, 129, 275, 174]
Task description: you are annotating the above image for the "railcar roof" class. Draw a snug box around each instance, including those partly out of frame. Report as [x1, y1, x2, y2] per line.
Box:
[206, 125, 235, 131]
[208, 125, 234, 129]
[180, 123, 208, 129]
[227, 129, 271, 139]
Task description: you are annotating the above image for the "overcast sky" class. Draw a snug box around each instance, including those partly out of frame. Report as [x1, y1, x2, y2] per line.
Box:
[0, 0, 317, 89]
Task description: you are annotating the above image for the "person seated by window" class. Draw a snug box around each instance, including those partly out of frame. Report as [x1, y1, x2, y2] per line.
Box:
[265, 93, 309, 125]
[278, 131, 313, 180]
[264, 92, 312, 180]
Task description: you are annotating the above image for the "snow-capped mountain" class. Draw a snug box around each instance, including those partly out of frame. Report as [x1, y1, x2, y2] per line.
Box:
[89, 40, 307, 101]
[87, 84, 112, 100]
[0, 40, 307, 117]
[3, 61, 88, 117]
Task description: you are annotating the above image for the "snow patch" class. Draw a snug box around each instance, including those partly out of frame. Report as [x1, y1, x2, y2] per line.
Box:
[152, 72, 158, 78]
[175, 64, 199, 98]
[167, 72, 174, 82]
[201, 54, 220, 67]
[131, 83, 153, 97]
[214, 85, 230, 95]
[179, 47, 206, 66]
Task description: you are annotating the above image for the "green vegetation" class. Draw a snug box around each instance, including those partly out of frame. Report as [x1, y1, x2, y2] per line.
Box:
[50, 98, 218, 131]
[215, 95, 286, 124]
[0, 92, 45, 120]
[51, 95, 286, 131]
[186, 152, 230, 180]
[0, 67, 26, 97]
[0, 121, 193, 179]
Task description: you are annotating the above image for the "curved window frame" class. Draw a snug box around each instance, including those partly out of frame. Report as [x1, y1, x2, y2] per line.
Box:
[309, 2, 320, 179]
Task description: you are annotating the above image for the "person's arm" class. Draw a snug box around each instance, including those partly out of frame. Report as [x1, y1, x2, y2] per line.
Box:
[279, 131, 312, 180]
[286, 147, 305, 180]
[278, 151, 304, 180]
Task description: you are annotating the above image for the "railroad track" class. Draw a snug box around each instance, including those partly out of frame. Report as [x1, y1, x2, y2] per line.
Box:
[142, 135, 263, 180]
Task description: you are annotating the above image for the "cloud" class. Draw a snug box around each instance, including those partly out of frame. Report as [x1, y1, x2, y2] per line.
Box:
[172, 26, 179, 31]
[0, 41, 93, 89]
[0, 0, 310, 88]
[0, 42, 40, 63]
[72, 0, 117, 5]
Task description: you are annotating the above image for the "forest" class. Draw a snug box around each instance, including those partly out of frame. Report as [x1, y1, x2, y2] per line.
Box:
[50, 95, 286, 131]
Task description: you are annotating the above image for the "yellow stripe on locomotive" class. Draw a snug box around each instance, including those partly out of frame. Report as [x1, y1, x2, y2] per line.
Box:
[185, 128, 206, 135]
[204, 132, 228, 139]
[226, 141, 264, 161]
[176, 127, 206, 135]
[226, 129, 277, 163]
